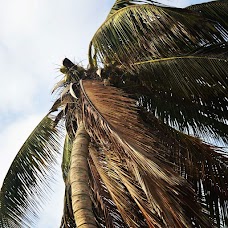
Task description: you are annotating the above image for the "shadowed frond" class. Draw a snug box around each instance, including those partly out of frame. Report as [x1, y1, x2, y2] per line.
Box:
[0, 115, 63, 227]
[189, 41, 228, 57]
[80, 80, 212, 227]
[89, 3, 228, 68]
[126, 56, 228, 143]
[137, 94, 228, 145]
[60, 183, 76, 228]
[187, 1, 228, 29]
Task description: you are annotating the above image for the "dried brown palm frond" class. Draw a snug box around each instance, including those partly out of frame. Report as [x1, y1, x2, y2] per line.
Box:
[50, 88, 79, 140]
[79, 80, 212, 227]
[140, 110, 228, 227]
[88, 156, 128, 227]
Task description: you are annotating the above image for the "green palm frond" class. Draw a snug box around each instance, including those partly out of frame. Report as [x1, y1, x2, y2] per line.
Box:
[89, 4, 227, 68]
[107, 0, 166, 19]
[138, 94, 228, 144]
[0, 115, 63, 227]
[61, 134, 73, 182]
[107, 0, 135, 19]
[187, 1, 228, 29]
[80, 80, 213, 227]
[127, 56, 228, 142]
[189, 41, 228, 57]
[60, 135, 75, 228]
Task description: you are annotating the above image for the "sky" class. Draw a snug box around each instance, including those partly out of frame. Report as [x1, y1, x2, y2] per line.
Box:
[0, 0, 214, 227]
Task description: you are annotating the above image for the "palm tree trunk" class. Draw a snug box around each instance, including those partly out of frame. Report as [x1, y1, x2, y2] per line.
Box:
[69, 122, 96, 228]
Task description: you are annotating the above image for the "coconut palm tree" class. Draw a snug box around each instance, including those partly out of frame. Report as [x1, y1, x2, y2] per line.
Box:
[1, 0, 228, 227]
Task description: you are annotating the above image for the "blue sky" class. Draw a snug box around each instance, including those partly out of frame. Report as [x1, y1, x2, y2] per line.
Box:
[0, 0, 213, 227]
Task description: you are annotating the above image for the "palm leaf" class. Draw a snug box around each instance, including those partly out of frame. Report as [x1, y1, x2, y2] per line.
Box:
[187, 1, 228, 29]
[80, 80, 212, 227]
[140, 110, 228, 227]
[89, 4, 227, 67]
[88, 155, 128, 227]
[107, 0, 166, 19]
[89, 147, 149, 227]
[189, 41, 228, 57]
[61, 134, 73, 182]
[125, 56, 228, 143]
[60, 182, 76, 228]
[0, 115, 63, 227]
[137, 94, 228, 145]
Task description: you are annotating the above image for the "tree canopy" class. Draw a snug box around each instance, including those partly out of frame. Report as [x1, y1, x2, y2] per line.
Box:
[1, 0, 228, 227]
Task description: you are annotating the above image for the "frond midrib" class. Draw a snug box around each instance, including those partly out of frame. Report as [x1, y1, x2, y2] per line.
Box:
[133, 55, 228, 66]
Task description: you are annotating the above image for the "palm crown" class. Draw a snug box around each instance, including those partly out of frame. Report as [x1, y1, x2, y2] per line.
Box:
[1, 0, 228, 227]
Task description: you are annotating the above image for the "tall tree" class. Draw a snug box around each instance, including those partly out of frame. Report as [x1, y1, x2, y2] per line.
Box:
[1, 0, 228, 227]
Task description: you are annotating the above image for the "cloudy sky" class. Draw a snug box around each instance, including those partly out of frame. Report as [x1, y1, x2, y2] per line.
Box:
[0, 0, 213, 227]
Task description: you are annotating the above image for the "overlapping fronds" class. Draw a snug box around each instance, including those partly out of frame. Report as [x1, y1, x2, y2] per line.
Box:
[88, 157, 127, 227]
[0, 115, 63, 227]
[60, 183, 76, 228]
[189, 41, 228, 57]
[80, 80, 212, 227]
[50, 87, 79, 140]
[140, 111, 228, 227]
[89, 3, 228, 68]
[187, 1, 228, 29]
[128, 56, 228, 143]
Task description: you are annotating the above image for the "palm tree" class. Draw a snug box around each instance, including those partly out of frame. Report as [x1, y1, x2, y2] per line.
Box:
[1, 0, 228, 227]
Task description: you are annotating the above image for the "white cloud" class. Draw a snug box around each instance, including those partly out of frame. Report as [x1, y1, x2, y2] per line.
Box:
[0, 0, 111, 115]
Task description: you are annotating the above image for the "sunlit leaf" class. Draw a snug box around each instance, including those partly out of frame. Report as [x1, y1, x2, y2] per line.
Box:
[90, 4, 228, 67]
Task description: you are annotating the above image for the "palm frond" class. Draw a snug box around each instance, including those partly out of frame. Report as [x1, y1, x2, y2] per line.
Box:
[88, 154, 128, 227]
[0, 115, 63, 227]
[138, 94, 228, 145]
[60, 134, 75, 228]
[126, 56, 228, 143]
[60, 182, 76, 228]
[89, 4, 227, 67]
[189, 41, 228, 57]
[61, 134, 73, 182]
[49, 94, 73, 114]
[140, 111, 228, 227]
[80, 80, 212, 227]
[107, 0, 166, 19]
[187, 1, 228, 29]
